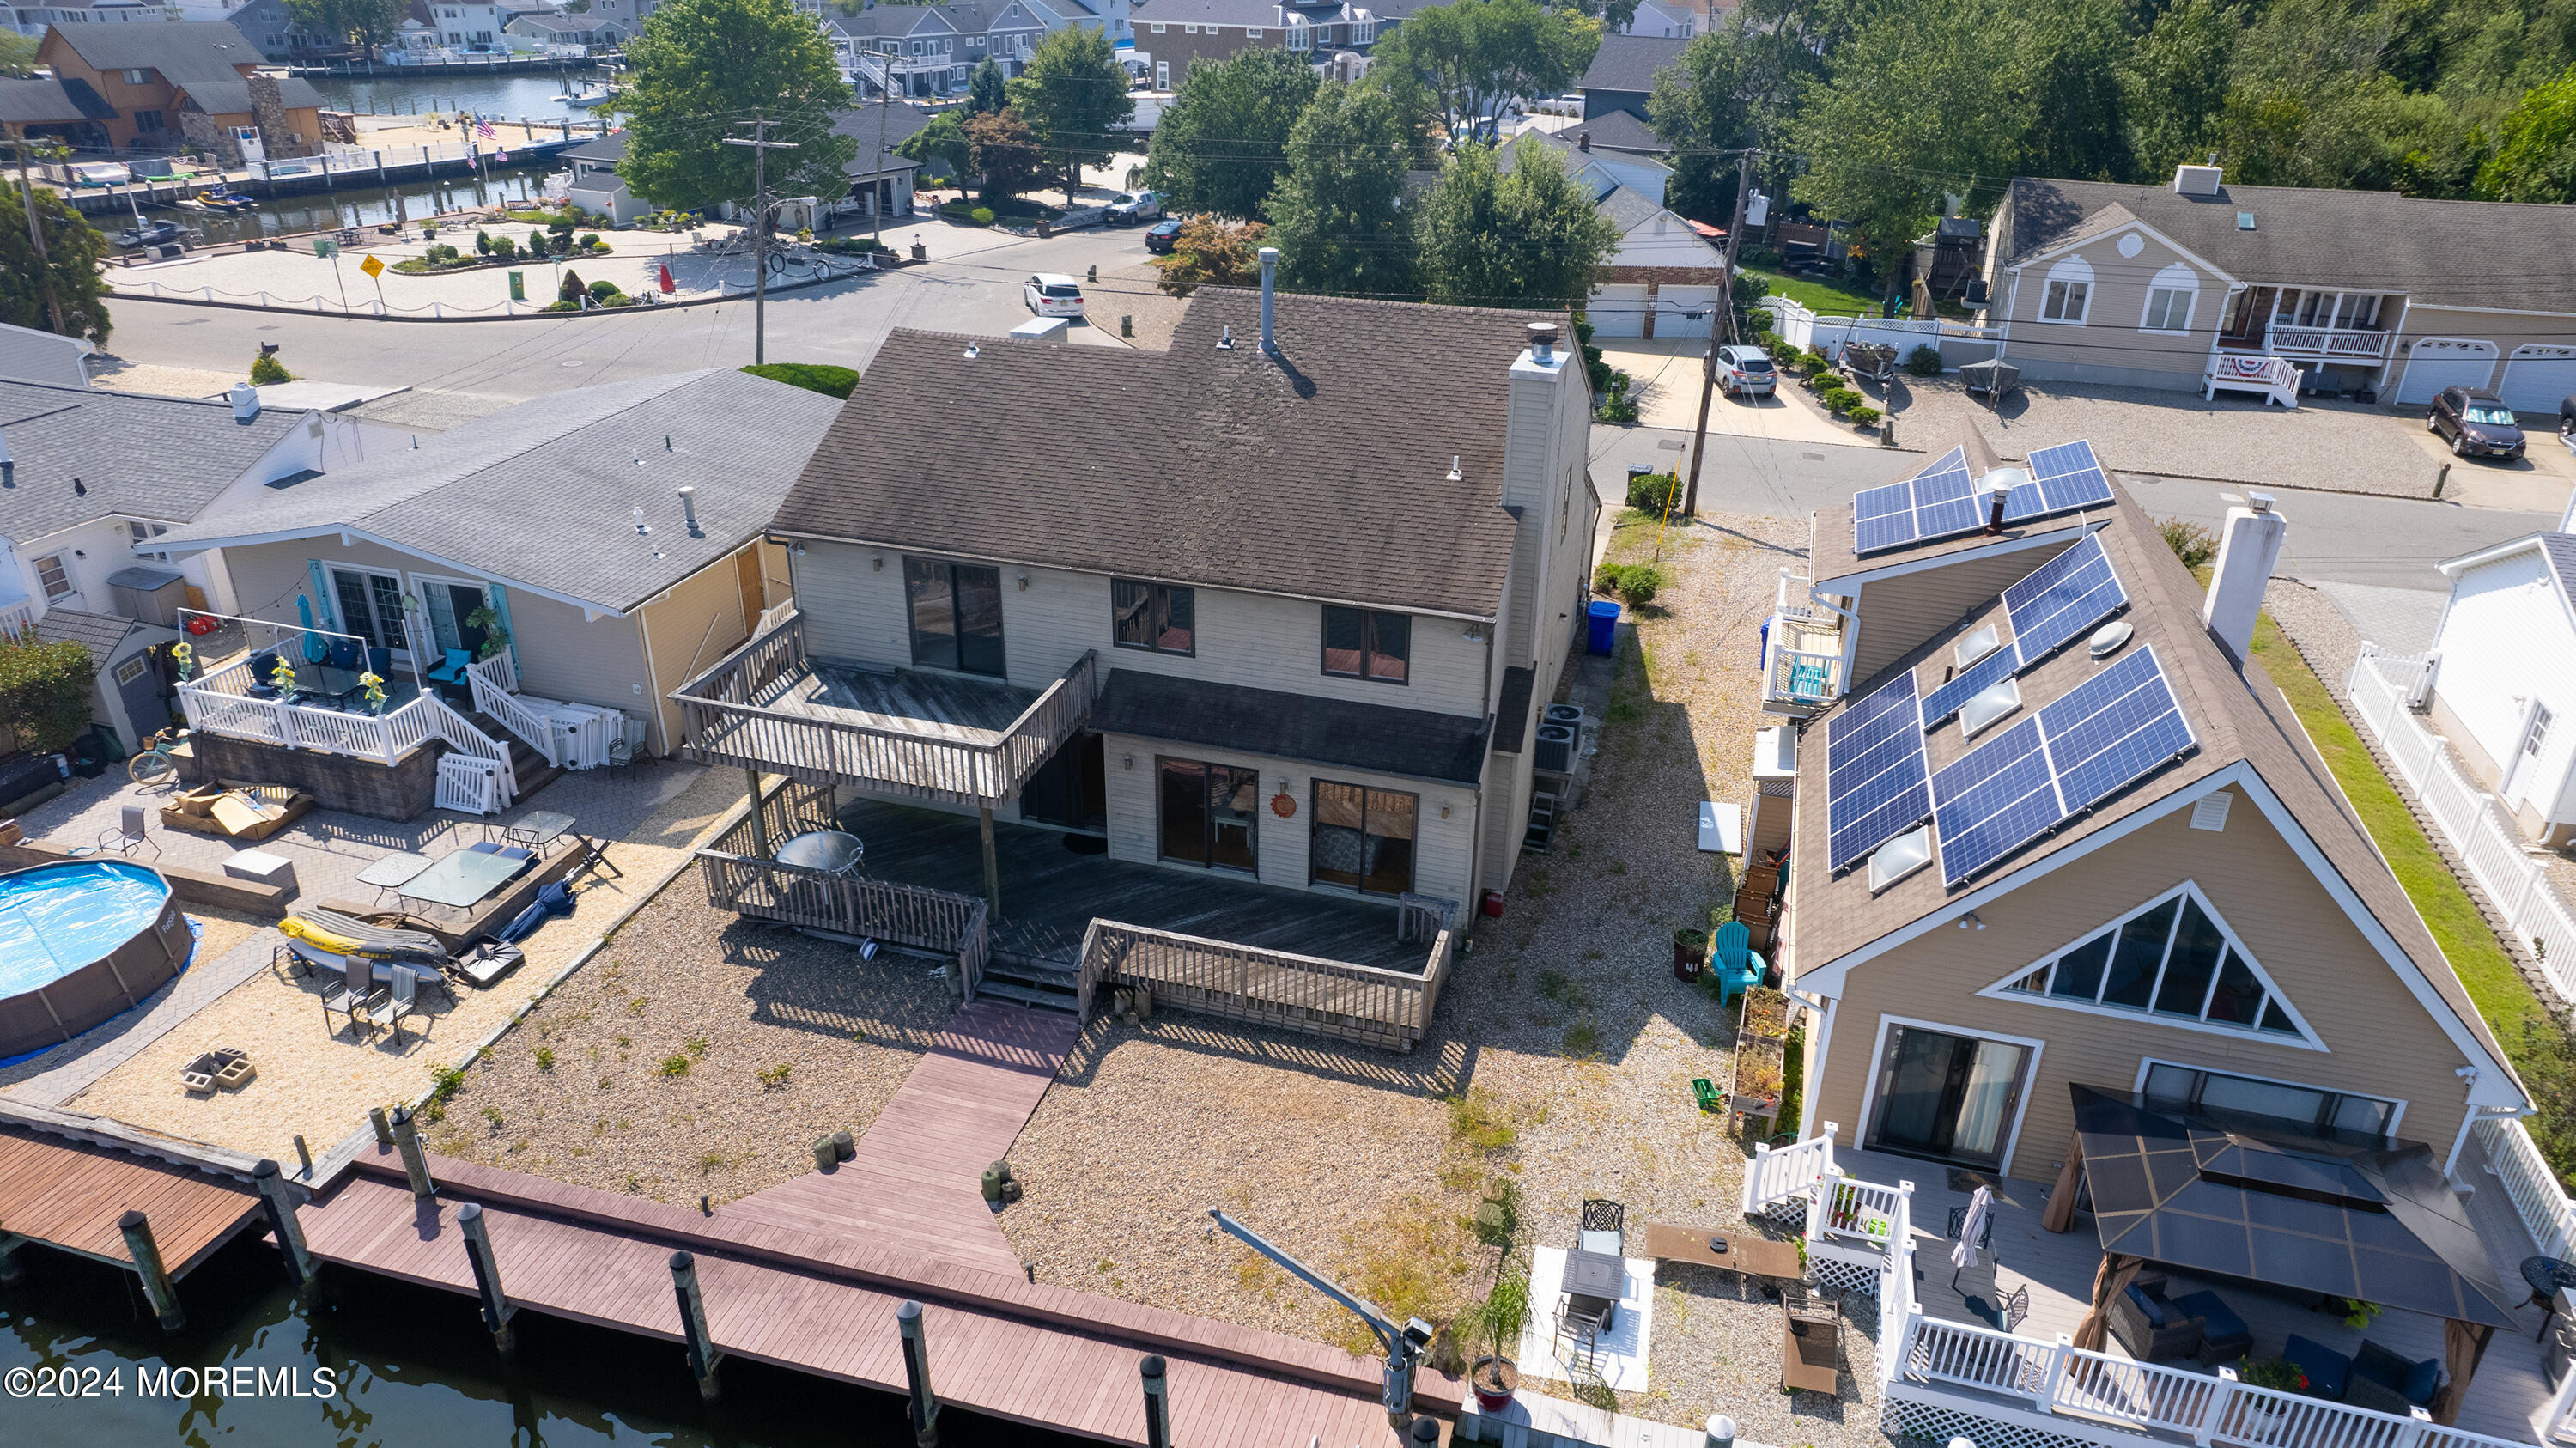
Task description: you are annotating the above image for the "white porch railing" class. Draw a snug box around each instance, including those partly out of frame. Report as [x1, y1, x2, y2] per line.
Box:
[1741, 1123, 1838, 1214]
[2345, 646, 2576, 1000]
[2265, 323, 2396, 362]
[2479, 1114, 2576, 1262]
[467, 651, 559, 768]
[177, 659, 518, 805]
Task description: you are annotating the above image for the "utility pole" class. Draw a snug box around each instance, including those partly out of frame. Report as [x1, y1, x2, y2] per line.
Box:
[5, 128, 67, 336]
[870, 64, 892, 246]
[1683, 148, 1757, 520]
[724, 113, 797, 366]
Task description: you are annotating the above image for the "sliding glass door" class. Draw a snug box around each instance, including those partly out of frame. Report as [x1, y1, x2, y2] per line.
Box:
[904, 557, 1005, 677]
[1867, 1023, 2030, 1170]
[1310, 780, 1416, 896]
[1157, 758, 1259, 873]
[330, 567, 410, 658]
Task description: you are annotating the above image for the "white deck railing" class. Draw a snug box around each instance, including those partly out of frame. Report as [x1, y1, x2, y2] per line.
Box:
[1742, 1125, 1838, 1214]
[467, 651, 558, 767]
[178, 658, 516, 801]
[2265, 323, 2396, 362]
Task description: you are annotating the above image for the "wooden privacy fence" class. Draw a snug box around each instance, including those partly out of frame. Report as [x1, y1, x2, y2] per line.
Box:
[671, 611, 1097, 809]
[1076, 911, 1457, 1053]
[698, 783, 990, 999]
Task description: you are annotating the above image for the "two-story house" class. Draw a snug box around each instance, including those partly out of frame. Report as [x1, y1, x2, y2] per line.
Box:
[3, 0, 179, 39]
[833, 5, 966, 98]
[1985, 164, 2576, 408]
[1575, 32, 1685, 122]
[1126, 0, 1383, 88]
[35, 20, 325, 157]
[225, 0, 349, 60]
[674, 281, 1596, 1049]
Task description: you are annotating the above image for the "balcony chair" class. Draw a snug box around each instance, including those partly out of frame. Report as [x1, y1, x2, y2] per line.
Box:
[2107, 1275, 2206, 1363]
[2284, 1334, 2357, 1400]
[319, 956, 384, 1039]
[1710, 920, 1765, 1006]
[326, 635, 362, 672]
[428, 648, 475, 700]
[2169, 1287, 2253, 1366]
[245, 648, 284, 700]
[2345, 1341, 2443, 1415]
[371, 964, 423, 1044]
[99, 804, 160, 860]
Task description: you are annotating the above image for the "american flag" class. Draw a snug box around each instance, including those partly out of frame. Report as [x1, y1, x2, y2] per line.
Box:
[475, 118, 496, 138]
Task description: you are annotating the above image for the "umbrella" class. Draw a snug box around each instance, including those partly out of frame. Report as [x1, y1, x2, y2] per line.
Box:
[1950, 1185, 1992, 1290]
[295, 593, 331, 663]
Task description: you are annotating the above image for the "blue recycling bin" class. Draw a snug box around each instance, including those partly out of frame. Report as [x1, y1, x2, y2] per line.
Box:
[1587, 599, 1621, 655]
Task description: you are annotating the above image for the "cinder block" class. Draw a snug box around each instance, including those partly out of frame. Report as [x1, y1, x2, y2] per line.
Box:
[222, 849, 298, 892]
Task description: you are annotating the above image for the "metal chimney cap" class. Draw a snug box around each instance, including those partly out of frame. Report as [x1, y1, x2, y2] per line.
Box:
[2246, 490, 2275, 513]
[1527, 321, 1560, 346]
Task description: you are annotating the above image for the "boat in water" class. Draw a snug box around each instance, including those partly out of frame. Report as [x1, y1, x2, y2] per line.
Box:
[115, 219, 187, 248]
[179, 188, 258, 211]
[552, 82, 613, 107]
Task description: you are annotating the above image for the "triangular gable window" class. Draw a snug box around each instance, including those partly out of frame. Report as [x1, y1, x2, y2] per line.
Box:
[1978, 882, 2321, 1049]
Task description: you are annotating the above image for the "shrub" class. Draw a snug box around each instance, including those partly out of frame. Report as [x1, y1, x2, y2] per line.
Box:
[549, 215, 576, 235]
[580, 233, 601, 249]
[1612, 564, 1662, 605]
[970, 205, 996, 226]
[558, 269, 586, 302]
[1848, 405, 1882, 428]
[542, 299, 580, 312]
[1809, 371, 1846, 393]
[757, 1062, 793, 1089]
[535, 1047, 555, 1070]
[587, 278, 622, 301]
[2160, 517, 2218, 571]
[0, 635, 97, 754]
[1593, 370, 1639, 423]
[1752, 329, 1778, 353]
[1822, 387, 1862, 415]
[489, 235, 516, 260]
[526, 228, 549, 257]
[247, 351, 291, 386]
[1905, 344, 1944, 376]
[740, 362, 860, 399]
[659, 1055, 690, 1077]
[1804, 349, 1832, 370]
[1624, 470, 1681, 514]
[474, 229, 491, 255]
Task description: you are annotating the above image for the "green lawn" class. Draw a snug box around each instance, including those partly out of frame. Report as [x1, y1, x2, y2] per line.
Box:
[2247, 613, 2549, 1058]
[1741, 268, 1882, 319]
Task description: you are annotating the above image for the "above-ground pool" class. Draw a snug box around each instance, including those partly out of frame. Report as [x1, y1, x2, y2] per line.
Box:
[0, 861, 191, 1060]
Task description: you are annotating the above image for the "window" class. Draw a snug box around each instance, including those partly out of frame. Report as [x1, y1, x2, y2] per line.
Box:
[2038, 255, 2092, 323]
[1287, 19, 1309, 48]
[904, 557, 1005, 676]
[1311, 780, 1414, 894]
[1990, 883, 2315, 1043]
[134, 109, 164, 133]
[1355, 18, 1373, 40]
[34, 554, 70, 599]
[113, 654, 149, 687]
[1149, 20, 1163, 31]
[1245, 25, 1261, 36]
[2140, 1062, 2397, 1141]
[1321, 605, 1407, 683]
[2530, 704, 2555, 757]
[126, 520, 168, 544]
[2139, 262, 2196, 333]
[1158, 758, 1260, 872]
[120, 67, 153, 83]
[331, 567, 410, 654]
[1182, 22, 1196, 32]
[1112, 579, 1194, 654]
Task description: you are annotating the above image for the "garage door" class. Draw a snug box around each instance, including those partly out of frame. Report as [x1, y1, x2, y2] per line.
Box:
[2499, 345, 2576, 417]
[1587, 283, 1650, 338]
[2394, 338, 2500, 405]
[1656, 285, 1720, 340]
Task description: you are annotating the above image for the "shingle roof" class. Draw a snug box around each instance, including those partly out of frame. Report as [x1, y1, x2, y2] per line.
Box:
[832, 100, 935, 168]
[1790, 474, 2518, 1089]
[831, 6, 957, 36]
[1577, 33, 1686, 94]
[179, 76, 330, 114]
[1129, 0, 1286, 24]
[561, 129, 626, 163]
[0, 77, 117, 125]
[0, 380, 307, 545]
[2003, 175, 2576, 311]
[154, 370, 841, 615]
[34, 608, 140, 668]
[769, 289, 1552, 618]
[1595, 183, 1666, 235]
[1560, 109, 1670, 156]
[42, 21, 267, 82]
[1092, 671, 1492, 783]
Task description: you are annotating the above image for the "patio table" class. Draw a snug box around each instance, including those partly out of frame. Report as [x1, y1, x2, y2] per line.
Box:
[355, 850, 434, 907]
[501, 809, 576, 854]
[403, 847, 531, 910]
[1561, 1246, 1625, 1327]
[291, 664, 365, 707]
[1639, 1223, 1802, 1296]
[2523, 1256, 2576, 1341]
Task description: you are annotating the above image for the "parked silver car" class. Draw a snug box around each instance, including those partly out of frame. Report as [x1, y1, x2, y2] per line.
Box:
[1716, 344, 1777, 396]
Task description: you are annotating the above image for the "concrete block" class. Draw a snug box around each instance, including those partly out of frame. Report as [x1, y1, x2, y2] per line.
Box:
[222, 849, 298, 891]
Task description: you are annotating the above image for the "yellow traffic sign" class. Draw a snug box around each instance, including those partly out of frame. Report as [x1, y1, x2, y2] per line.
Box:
[359, 253, 385, 278]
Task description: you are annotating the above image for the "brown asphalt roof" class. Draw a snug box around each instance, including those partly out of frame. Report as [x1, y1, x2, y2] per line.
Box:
[1790, 478, 2518, 1086]
[769, 289, 1558, 618]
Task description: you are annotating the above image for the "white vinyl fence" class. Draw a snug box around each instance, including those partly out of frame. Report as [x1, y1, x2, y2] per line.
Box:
[1757, 297, 2000, 372]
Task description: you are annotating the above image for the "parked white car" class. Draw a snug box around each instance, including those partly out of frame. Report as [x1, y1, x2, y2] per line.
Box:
[1105, 191, 1163, 224]
[1024, 273, 1085, 318]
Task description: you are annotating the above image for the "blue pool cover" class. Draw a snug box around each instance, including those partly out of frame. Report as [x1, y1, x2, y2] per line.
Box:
[0, 861, 173, 995]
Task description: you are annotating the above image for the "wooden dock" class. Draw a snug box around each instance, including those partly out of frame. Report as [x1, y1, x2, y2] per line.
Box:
[0, 1125, 262, 1280]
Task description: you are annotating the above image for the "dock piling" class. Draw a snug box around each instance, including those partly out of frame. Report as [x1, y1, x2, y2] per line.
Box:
[0, 1229, 26, 1287]
[252, 1159, 313, 1287]
[390, 1105, 436, 1198]
[1140, 1354, 1171, 1448]
[669, 1251, 725, 1402]
[117, 1210, 185, 1332]
[898, 1299, 939, 1445]
[294, 1133, 313, 1177]
[458, 1202, 517, 1357]
[370, 1106, 395, 1146]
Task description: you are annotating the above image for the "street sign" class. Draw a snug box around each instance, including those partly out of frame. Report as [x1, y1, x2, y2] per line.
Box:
[313, 239, 337, 258]
[507, 271, 525, 301]
[359, 253, 385, 278]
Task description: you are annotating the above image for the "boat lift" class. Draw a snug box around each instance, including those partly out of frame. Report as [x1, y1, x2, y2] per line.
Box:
[1209, 1209, 1436, 1433]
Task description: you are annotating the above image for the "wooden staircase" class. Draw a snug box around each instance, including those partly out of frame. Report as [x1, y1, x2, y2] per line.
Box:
[975, 952, 1083, 1016]
[468, 709, 562, 802]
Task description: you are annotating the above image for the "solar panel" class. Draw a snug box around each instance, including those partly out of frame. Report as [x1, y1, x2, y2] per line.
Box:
[1932, 716, 2066, 884]
[1855, 481, 1918, 554]
[2031, 439, 2117, 514]
[1828, 674, 1932, 871]
[1922, 643, 2022, 726]
[2003, 535, 2128, 665]
[2038, 646, 2196, 813]
[1853, 449, 1993, 554]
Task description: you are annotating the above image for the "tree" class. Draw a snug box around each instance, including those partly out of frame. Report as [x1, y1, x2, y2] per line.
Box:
[283, 0, 410, 47]
[1373, 0, 1590, 142]
[0, 179, 110, 344]
[1267, 82, 1419, 297]
[1006, 24, 1133, 205]
[968, 56, 1008, 115]
[2007, 0, 2133, 184]
[897, 109, 974, 183]
[2479, 63, 2576, 201]
[0, 635, 96, 757]
[1649, 26, 1759, 222]
[2120, 0, 2238, 179]
[611, 0, 857, 215]
[1149, 216, 1269, 294]
[1144, 49, 1321, 221]
[1415, 141, 1619, 308]
[248, 352, 293, 385]
[0, 30, 39, 77]
[965, 106, 1043, 202]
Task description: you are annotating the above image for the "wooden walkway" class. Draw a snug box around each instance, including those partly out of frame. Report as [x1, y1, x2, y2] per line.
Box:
[724, 999, 1076, 1278]
[0, 1125, 260, 1277]
[298, 1150, 1461, 1444]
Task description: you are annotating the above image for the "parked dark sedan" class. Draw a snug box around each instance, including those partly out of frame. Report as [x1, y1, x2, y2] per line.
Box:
[2428, 386, 2527, 459]
[1143, 217, 1183, 254]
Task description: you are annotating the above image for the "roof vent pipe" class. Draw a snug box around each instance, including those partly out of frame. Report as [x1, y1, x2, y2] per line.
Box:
[1258, 246, 1278, 356]
[677, 485, 702, 538]
[1984, 476, 2011, 533]
[228, 382, 260, 422]
[1577, 130, 1591, 152]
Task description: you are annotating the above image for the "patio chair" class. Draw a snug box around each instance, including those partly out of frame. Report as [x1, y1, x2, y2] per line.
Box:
[2107, 1275, 2206, 1363]
[246, 648, 284, 699]
[428, 648, 475, 697]
[319, 957, 382, 1038]
[1710, 921, 1765, 1006]
[326, 636, 362, 671]
[2346, 1341, 2443, 1415]
[99, 804, 160, 860]
[2284, 1334, 2353, 1401]
[371, 964, 422, 1043]
[2170, 1288, 2252, 1366]
[1578, 1198, 1625, 1257]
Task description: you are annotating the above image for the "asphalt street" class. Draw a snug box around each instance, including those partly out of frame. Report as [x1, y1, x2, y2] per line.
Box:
[99, 221, 2553, 596]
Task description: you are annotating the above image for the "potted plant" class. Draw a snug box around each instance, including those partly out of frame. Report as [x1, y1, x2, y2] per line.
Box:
[2239, 1355, 2309, 1408]
[1674, 926, 1709, 976]
[1467, 1255, 1529, 1413]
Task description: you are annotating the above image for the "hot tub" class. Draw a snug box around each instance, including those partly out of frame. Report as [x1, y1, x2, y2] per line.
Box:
[0, 861, 191, 1060]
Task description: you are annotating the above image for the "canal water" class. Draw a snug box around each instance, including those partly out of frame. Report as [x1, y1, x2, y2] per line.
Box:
[5, 1232, 1091, 1447]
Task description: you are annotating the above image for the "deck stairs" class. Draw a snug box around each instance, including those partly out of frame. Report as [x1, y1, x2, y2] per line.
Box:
[974, 954, 1083, 1016]
[465, 712, 562, 801]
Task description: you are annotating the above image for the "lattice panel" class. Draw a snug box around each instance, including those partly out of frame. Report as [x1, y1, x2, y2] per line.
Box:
[1807, 1254, 1880, 1295]
[1753, 1197, 1808, 1231]
[1884, 1395, 2105, 1448]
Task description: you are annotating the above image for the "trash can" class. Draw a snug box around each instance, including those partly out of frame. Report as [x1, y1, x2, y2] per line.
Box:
[1587, 600, 1621, 655]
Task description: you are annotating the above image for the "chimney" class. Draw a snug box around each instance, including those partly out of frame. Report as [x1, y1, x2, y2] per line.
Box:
[677, 485, 702, 538]
[1258, 246, 1279, 355]
[2172, 162, 2223, 197]
[1526, 320, 1558, 362]
[228, 382, 260, 422]
[1577, 131, 1591, 152]
[1980, 466, 2025, 533]
[2202, 491, 2286, 663]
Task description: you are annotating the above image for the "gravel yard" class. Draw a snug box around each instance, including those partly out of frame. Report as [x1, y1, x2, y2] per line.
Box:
[997, 508, 1889, 1445]
[1885, 375, 2445, 498]
[423, 885, 958, 1208]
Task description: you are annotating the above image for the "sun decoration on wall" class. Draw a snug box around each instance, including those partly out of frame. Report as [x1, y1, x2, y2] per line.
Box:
[1271, 790, 1296, 818]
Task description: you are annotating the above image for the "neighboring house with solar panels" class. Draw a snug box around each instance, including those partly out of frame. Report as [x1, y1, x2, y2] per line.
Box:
[1757, 434, 2524, 1201]
[1987, 161, 2576, 410]
[2418, 530, 2576, 847]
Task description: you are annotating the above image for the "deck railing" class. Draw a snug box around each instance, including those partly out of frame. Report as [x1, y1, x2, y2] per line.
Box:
[671, 611, 1098, 807]
[177, 659, 518, 796]
[1077, 911, 1455, 1053]
[1741, 1126, 1838, 1215]
[466, 652, 558, 767]
[2265, 322, 2395, 361]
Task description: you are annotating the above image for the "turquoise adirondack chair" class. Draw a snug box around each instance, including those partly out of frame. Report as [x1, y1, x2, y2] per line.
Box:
[1710, 920, 1766, 1006]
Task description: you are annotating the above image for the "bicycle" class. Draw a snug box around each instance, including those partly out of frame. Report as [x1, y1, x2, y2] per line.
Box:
[128, 728, 185, 787]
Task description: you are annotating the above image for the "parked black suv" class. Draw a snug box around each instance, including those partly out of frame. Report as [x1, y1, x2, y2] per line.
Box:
[2428, 386, 2527, 459]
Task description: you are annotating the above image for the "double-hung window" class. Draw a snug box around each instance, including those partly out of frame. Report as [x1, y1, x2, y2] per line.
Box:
[1321, 605, 1407, 683]
[2042, 277, 2088, 321]
[1311, 781, 1415, 894]
[2142, 289, 2191, 331]
[904, 557, 1005, 676]
[1111, 579, 1194, 654]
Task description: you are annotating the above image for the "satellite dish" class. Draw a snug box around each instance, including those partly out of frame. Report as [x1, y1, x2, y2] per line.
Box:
[2087, 621, 2135, 660]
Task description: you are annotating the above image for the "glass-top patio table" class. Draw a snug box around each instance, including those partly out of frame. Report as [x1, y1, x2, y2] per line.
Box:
[403, 849, 530, 910]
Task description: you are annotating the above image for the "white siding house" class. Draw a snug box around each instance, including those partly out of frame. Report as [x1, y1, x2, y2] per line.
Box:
[2426, 531, 2576, 844]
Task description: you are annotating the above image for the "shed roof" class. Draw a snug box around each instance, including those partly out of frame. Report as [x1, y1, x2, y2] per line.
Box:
[1093, 671, 1492, 783]
[42, 20, 268, 82]
[34, 607, 143, 666]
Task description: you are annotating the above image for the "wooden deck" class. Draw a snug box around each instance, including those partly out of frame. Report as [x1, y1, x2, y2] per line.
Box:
[297, 1149, 1461, 1445]
[764, 662, 1039, 741]
[0, 1126, 261, 1277]
[725, 1000, 1076, 1278]
[840, 800, 1425, 971]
